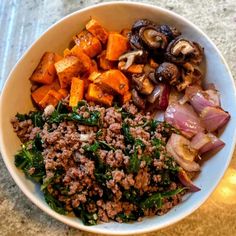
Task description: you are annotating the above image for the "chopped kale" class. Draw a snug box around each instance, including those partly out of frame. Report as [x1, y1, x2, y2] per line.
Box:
[15, 136, 45, 183]
[44, 189, 67, 215]
[141, 188, 186, 209]
[122, 123, 135, 145]
[16, 111, 44, 128]
[73, 205, 98, 225]
[98, 141, 115, 151]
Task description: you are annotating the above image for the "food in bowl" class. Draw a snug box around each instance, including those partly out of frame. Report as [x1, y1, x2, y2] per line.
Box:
[10, 17, 230, 225]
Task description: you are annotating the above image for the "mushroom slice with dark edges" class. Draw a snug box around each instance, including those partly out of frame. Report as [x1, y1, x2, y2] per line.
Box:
[131, 19, 155, 33]
[176, 63, 202, 91]
[159, 24, 181, 41]
[155, 62, 180, 85]
[131, 89, 146, 109]
[165, 38, 195, 64]
[189, 42, 204, 65]
[132, 74, 154, 95]
[118, 50, 147, 70]
[129, 33, 143, 50]
[139, 26, 168, 50]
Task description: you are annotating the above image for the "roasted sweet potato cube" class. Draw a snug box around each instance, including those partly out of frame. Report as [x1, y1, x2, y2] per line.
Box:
[88, 72, 101, 82]
[86, 19, 108, 44]
[88, 60, 98, 74]
[122, 91, 132, 104]
[54, 56, 82, 88]
[69, 77, 85, 107]
[64, 45, 93, 72]
[98, 70, 129, 95]
[118, 62, 144, 74]
[86, 83, 113, 106]
[58, 88, 69, 98]
[73, 30, 102, 58]
[98, 50, 116, 70]
[106, 33, 129, 61]
[30, 52, 57, 84]
[39, 89, 63, 108]
[31, 80, 60, 105]
[54, 53, 63, 62]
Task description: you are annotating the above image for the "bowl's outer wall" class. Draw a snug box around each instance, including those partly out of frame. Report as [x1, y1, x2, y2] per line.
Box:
[1, 2, 236, 235]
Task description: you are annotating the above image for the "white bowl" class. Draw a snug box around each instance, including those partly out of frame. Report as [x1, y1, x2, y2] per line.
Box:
[1, 1, 236, 235]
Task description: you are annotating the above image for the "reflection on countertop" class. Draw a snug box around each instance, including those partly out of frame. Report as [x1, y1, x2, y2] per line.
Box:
[0, 0, 236, 236]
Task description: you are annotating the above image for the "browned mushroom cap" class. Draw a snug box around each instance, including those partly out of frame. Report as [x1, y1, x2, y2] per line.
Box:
[129, 33, 143, 50]
[119, 50, 148, 70]
[189, 42, 204, 65]
[139, 26, 168, 50]
[159, 25, 181, 41]
[166, 38, 204, 65]
[176, 63, 202, 91]
[132, 74, 154, 95]
[165, 38, 195, 64]
[131, 89, 146, 109]
[131, 19, 155, 33]
[155, 62, 180, 85]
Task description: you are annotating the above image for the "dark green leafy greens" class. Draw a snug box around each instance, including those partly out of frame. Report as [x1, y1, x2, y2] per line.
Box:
[15, 135, 45, 183]
[44, 189, 67, 215]
[141, 188, 186, 209]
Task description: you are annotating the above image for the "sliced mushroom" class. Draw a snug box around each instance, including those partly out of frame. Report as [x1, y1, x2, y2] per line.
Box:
[155, 62, 180, 85]
[165, 38, 195, 64]
[132, 74, 154, 95]
[166, 38, 204, 66]
[139, 26, 168, 50]
[159, 24, 181, 41]
[131, 89, 146, 109]
[189, 42, 204, 65]
[129, 33, 143, 50]
[176, 63, 202, 91]
[119, 50, 147, 70]
[131, 19, 155, 33]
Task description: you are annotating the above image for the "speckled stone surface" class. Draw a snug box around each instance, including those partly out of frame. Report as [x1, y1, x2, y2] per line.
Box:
[0, 0, 236, 235]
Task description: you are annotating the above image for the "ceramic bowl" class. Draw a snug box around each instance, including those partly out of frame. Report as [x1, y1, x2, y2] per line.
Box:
[1, 1, 236, 235]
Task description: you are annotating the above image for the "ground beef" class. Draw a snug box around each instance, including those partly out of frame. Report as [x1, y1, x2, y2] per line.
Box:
[11, 101, 185, 225]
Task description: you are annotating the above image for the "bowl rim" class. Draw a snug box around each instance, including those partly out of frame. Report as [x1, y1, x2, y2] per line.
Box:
[1, 1, 236, 235]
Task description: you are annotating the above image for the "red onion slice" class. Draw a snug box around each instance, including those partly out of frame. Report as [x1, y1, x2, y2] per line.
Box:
[165, 102, 204, 138]
[178, 169, 201, 192]
[190, 89, 220, 113]
[166, 133, 200, 172]
[199, 133, 225, 154]
[190, 132, 211, 150]
[200, 106, 230, 132]
[159, 84, 171, 110]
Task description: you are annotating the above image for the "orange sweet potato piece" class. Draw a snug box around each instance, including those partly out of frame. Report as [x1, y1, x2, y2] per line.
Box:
[88, 60, 98, 74]
[122, 91, 132, 104]
[64, 45, 93, 72]
[120, 28, 131, 37]
[86, 19, 108, 44]
[73, 30, 102, 58]
[98, 50, 116, 70]
[88, 72, 101, 82]
[69, 77, 85, 107]
[106, 33, 129, 61]
[58, 88, 69, 98]
[97, 70, 129, 95]
[86, 83, 113, 106]
[39, 89, 63, 108]
[54, 56, 82, 88]
[118, 62, 144, 74]
[149, 58, 159, 69]
[31, 80, 60, 105]
[30, 52, 57, 84]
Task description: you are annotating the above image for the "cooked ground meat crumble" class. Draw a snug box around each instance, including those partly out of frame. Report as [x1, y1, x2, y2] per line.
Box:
[11, 101, 185, 225]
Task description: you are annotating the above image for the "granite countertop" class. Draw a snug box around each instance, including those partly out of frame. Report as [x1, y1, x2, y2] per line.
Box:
[1, 0, 236, 235]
